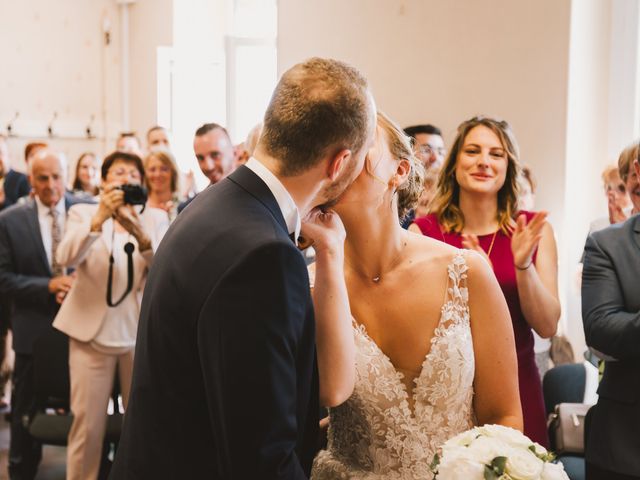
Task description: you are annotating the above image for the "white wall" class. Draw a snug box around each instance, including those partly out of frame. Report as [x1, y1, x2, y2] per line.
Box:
[0, 0, 173, 177]
[129, 0, 173, 141]
[278, 0, 572, 224]
[562, 0, 614, 354]
[607, 0, 640, 158]
[0, 0, 123, 171]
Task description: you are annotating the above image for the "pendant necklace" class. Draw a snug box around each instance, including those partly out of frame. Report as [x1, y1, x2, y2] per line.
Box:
[347, 240, 406, 284]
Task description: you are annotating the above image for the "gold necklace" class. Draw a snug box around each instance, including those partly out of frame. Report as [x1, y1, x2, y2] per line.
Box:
[440, 228, 498, 259]
[485, 231, 498, 258]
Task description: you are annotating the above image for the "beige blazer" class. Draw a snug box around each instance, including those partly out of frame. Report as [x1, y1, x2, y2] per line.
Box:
[53, 203, 169, 342]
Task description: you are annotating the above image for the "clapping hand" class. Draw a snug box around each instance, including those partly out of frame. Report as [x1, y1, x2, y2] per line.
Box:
[301, 208, 346, 258]
[461, 233, 492, 267]
[511, 212, 547, 270]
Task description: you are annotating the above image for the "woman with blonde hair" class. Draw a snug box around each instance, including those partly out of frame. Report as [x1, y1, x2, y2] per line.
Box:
[410, 116, 560, 447]
[312, 112, 522, 478]
[143, 149, 180, 221]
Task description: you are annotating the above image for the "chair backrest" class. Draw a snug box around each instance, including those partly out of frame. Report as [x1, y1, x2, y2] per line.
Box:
[542, 363, 586, 415]
[32, 328, 70, 410]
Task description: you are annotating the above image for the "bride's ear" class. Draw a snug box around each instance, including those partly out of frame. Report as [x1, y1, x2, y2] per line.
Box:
[393, 158, 411, 188]
[326, 149, 351, 181]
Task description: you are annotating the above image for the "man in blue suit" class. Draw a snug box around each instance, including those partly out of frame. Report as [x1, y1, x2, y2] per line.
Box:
[0, 150, 82, 480]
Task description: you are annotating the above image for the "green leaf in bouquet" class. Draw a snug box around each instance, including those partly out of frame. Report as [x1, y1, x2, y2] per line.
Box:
[484, 465, 499, 480]
[484, 456, 508, 480]
[528, 444, 556, 463]
[430, 453, 440, 473]
[491, 456, 507, 475]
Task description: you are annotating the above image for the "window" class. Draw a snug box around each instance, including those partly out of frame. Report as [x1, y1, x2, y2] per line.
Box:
[157, 0, 277, 190]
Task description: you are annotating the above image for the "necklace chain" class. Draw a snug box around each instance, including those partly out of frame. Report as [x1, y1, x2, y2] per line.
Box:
[346, 239, 407, 284]
[440, 229, 498, 258]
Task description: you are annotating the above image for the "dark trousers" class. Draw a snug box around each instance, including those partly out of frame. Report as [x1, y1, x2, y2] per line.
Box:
[587, 462, 640, 480]
[0, 310, 10, 398]
[8, 354, 41, 480]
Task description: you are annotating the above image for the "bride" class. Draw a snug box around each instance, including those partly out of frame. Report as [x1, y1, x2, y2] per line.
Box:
[311, 112, 523, 479]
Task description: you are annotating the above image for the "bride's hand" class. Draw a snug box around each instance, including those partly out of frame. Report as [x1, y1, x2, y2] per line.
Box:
[301, 208, 346, 258]
[462, 234, 493, 268]
[511, 212, 547, 269]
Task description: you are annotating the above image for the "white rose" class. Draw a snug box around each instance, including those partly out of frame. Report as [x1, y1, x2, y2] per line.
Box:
[466, 435, 513, 464]
[437, 456, 485, 480]
[505, 448, 544, 480]
[443, 427, 479, 448]
[478, 424, 532, 449]
[439, 443, 473, 466]
[541, 461, 570, 480]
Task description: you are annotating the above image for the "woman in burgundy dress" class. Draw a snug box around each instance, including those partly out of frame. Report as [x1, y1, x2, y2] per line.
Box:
[410, 116, 560, 447]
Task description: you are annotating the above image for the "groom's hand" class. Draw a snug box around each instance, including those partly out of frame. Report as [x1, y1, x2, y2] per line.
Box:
[301, 208, 346, 258]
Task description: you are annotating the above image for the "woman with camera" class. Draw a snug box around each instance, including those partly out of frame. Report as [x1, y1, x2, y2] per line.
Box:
[53, 151, 169, 480]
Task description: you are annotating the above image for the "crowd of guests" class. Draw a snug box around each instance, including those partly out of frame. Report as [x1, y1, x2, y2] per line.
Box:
[0, 87, 637, 479]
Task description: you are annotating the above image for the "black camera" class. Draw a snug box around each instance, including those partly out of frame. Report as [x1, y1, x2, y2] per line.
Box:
[117, 184, 147, 205]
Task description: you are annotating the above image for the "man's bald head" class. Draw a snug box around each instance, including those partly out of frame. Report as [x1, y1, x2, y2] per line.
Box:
[29, 150, 67, 207]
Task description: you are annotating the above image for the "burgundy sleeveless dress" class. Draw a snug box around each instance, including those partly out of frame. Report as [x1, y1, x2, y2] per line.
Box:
[413, 212, 549, 447]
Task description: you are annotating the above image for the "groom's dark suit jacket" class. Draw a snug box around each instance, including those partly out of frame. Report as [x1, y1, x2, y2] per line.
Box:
[111, 166, 319, 479]
[582, 213, 640, 476]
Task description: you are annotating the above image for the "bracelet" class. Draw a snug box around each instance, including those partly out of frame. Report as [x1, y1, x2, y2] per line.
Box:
[515, 259, 533, 271]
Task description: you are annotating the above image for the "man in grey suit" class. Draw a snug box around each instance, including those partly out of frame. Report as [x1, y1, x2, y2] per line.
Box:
[582, 153, 640, 480]
[0, 150, 80, 480]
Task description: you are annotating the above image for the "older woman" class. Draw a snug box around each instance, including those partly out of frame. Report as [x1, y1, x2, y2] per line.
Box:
[143, 149, 180, 222]
[410, 116, 560, 447]
[53, 151, 168, 480]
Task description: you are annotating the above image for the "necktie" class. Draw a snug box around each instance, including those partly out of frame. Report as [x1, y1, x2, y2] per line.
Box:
[49, 208, 63, 276]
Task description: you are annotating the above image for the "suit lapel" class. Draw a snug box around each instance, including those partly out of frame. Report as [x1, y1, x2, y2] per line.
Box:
[26, 199, 52, 275]
[227, 165, 289, 234]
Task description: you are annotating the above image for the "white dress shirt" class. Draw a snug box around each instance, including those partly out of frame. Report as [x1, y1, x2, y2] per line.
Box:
[93, 231, 140, 349]
[245, 158, 301, 242]
[35, 195, 66, 269]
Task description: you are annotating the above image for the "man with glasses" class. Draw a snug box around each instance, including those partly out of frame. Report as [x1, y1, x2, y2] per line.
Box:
[400, 124, 446, 228]
[404, 124, 446, 170]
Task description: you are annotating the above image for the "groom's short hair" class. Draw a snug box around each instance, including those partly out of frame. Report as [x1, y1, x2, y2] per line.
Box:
[260, 57, 371, 176]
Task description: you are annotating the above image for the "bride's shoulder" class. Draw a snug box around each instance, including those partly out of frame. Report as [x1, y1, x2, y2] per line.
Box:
[406, 234, 452, 266]
[460, 250, 500, 291]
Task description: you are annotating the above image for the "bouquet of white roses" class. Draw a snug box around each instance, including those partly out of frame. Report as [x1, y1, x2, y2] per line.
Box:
[431, 424, 569, 480]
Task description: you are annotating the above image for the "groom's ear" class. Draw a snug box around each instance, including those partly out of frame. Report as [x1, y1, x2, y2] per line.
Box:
[326, 149, 351, 181]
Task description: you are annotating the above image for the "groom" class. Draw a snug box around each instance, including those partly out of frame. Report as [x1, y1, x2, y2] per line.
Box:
[110, 57, 376, 479]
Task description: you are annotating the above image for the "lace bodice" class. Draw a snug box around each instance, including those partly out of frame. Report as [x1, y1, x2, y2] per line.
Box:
[312, 252, 475, 479]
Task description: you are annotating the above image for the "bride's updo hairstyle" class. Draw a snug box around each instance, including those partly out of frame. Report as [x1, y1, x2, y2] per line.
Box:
[430, 116, 522, 234]
[375, 111, 425, 222]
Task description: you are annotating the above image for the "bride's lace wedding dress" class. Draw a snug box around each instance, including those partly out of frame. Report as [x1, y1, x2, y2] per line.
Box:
[312, 252, 476, 479]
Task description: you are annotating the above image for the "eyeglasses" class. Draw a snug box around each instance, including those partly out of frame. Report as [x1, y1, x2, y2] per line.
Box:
[416, 144, 446, 157]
